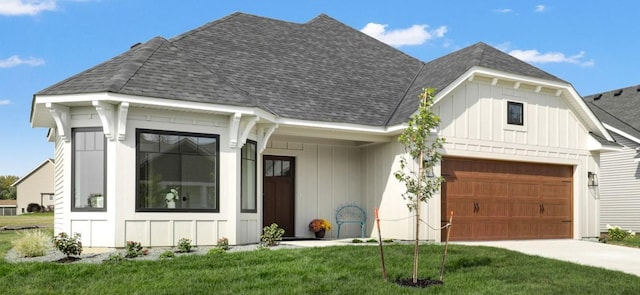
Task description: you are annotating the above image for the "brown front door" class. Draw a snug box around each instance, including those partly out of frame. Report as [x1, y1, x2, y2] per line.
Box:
[442, 157, 573, 241]
[263, 156, 295, 237]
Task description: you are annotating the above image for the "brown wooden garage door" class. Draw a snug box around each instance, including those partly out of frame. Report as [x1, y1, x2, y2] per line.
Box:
[442, 157, 573, 241]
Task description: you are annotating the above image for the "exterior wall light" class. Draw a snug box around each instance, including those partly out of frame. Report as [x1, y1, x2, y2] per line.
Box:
[587, 171, 598, 187]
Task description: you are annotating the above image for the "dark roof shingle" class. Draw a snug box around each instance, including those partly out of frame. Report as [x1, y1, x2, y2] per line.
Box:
[584, 85, 640, 141]
[37, 13, 566, 127]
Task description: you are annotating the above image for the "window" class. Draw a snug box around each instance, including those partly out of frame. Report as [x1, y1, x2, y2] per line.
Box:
[72, 128, 106, 211]
[264, 159, 292, 177]
[241, 140, 257, 213]
[136, 129, 219, 212]
[507, 101, 524, 125]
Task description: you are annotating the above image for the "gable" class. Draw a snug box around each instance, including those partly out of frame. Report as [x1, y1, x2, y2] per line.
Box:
[437, 78, 595, 150]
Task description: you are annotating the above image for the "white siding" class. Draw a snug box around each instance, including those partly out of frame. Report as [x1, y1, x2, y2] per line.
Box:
[264, 137, 363, 239]
[438, 80, 589, 151]
[599, 133, 640, 232]
[428, 80, 597, 240]
[54, 134, 65, 235]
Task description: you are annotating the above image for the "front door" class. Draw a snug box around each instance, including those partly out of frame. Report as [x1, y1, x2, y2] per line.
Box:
[263, 156, 295, 237]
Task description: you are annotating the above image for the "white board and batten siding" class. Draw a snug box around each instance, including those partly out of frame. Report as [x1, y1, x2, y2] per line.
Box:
[435, 80, 600, 239]
[358, 80, 601, 242]
[53, 106, 242, 247]
[264, 137, 363, 239]
[599, 132, 640, 232]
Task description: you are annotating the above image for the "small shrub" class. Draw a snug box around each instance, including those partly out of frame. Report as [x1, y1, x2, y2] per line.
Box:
[351, 239, 363, 243]
[103, 253, 125, 263]
[160, 250, 175, 259]
[383, 239, 395, 243]
[52, 232, 82, 258]
[366, 238, 377, 243]
[216, 237, 229, 251]
[607, 224, 636, 241]
[12, 230, 51, 257]
[260, 223, 284, 247]
[27, 203, 42, 213]
[125, 241, 144, 258]
[207, 247, 226, 255]
[177, 238, 192, 253]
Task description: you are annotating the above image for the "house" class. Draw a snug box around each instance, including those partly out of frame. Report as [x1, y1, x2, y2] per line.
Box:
[12, 159, 55, 214]
[0, 200, 17, 216]
[584, 85, 640, 233]
[30, 12, 616, 247]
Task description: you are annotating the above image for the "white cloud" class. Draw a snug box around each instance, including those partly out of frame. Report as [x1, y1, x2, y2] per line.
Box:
[535, 5, 546, 12]
[0, 55, 45, 68]
[0, 0, 57, 16]
[360, 23, 447, 47]
[495, 8, 513, 13]
[509, 49, 594, 67]
[0, 100, 11, 105]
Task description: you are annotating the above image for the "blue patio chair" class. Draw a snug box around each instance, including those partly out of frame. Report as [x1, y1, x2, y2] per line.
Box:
[335, 205, 366, 238]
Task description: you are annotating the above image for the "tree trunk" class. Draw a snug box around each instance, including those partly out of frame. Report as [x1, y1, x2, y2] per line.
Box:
[412, 152, 425, 283]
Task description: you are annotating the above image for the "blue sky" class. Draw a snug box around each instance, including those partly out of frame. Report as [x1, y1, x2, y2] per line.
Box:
[1, 0, 639, 177]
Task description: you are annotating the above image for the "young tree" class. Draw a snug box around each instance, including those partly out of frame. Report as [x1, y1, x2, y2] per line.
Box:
[394, 87, 445, 283]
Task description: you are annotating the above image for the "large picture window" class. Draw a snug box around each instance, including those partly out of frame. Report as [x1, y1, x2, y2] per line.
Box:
[72, 128, 106, 211]
[136, 129, 219, 212]
[241, 140, 257, 213]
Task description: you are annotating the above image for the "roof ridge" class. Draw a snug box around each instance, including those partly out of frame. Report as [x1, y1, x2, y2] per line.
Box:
[170, 12, 244, 42]
[105, 37, 165, 93]
[383, 63, 426, 126]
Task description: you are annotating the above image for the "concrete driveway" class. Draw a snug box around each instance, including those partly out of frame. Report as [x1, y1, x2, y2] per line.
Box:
[455, 239, 640, 277]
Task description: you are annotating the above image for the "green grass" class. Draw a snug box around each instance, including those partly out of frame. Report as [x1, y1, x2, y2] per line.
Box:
[0, 212, 54, 227]
[1, 214, 639, 294]
[608, 235, 640, 248]
[0, 241, 639, 294]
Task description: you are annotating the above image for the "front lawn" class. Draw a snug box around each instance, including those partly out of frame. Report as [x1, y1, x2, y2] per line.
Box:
[0, 239, 639, 294]
[607, 235, 640, 248]
[0, 212, 54, 227]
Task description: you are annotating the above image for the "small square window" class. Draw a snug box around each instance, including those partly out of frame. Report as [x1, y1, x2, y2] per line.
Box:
[507, 101, 524, 125]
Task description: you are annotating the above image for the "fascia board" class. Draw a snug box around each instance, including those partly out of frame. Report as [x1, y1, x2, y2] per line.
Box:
[603, 123, 640, 145]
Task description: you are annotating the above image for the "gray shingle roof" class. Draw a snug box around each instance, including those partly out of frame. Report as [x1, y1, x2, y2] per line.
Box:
[36, 13, 567, 127]
[584, 85, 640, 141]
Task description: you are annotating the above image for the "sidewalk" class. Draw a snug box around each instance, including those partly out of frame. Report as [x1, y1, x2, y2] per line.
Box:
[454, 239, 640, 277]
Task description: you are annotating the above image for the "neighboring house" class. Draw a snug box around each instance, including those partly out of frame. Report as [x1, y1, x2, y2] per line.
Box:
[0, 200, 17, 216]
[13, 159, 55, 214]
[584, 85, 640, 233]
[30, 13, 616, 247]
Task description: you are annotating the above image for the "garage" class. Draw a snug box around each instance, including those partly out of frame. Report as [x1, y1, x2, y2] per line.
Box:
[442, 157, 573, 241]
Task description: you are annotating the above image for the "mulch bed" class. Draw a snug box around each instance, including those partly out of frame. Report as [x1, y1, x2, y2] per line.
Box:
[56, 257, 82, 263]
[395, 278, 443, 288]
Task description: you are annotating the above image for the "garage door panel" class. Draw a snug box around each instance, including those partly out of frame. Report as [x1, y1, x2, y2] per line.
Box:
[511, 201, 541, 218]
[447, 180, 474, 197]
[446, 199, 475, 217]
[474, 182, 509, 198]
[541, 183, 571, 199]
[443, 157, 573, 241]
[540, 222, 572, 238]
[509, 222, 540, 239]
[451, 222, 474, 240]
[509, 182, 539, 197]
[476, 199, 509, 217]
[474, 221, 509, 240]
[540, 202, 571, 218]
